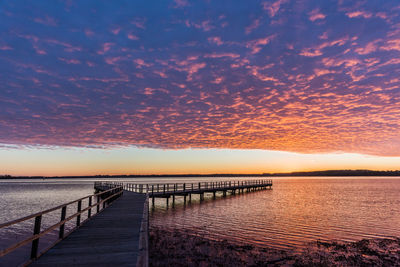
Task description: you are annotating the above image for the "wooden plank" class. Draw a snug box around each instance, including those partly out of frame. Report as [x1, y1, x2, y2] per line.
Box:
[30, 191, 146, 267]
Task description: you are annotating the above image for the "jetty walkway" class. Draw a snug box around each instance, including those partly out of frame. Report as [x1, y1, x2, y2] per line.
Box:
[123, 179, 273, 207]
[0, 179, 272, 266]
[30, 191, 148, 267]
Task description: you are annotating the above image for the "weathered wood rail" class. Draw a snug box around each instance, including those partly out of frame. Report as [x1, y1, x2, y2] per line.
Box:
[0, 184, 123, 266]
[122, 179, 272, 208]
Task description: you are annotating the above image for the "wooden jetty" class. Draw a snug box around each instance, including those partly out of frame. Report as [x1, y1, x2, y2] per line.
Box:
[30, 190, 148, 267]
[0, 183, 148, 267]
[1, 179, 272, 267]
[122, 179, 272, 208]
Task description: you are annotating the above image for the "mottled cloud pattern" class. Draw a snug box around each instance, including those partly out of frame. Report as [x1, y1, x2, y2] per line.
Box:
[1, 0, 400, 156]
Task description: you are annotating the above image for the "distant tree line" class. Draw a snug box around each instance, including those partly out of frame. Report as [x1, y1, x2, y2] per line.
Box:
[1, 170, 400, 179]
[264, 170, 400, 176]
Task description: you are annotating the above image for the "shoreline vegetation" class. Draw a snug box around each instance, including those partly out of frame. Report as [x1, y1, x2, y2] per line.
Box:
[2, 170, 400, 179]
[150, 226, 400, 266]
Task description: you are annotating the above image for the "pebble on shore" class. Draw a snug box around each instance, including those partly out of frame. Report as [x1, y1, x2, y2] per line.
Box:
[149, 226, 400, 266]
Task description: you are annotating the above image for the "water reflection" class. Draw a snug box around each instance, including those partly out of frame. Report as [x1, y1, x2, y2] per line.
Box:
[150, 178, 400, 250]
[1, 177, 400, 264]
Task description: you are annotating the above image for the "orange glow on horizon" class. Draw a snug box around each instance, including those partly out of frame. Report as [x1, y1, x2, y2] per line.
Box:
[1, 147, 400, 177]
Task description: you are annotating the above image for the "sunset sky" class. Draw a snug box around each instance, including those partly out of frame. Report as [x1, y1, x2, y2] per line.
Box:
[1, 0, 400, 176]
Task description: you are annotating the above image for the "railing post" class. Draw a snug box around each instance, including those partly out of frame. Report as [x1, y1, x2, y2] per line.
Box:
[163, 184, 166, 194]
[59, 206, 67, 239]
[97, 195, 100, 213]
[88, 196, 92, 218]
[77, 200, 82, 227]
[183, 183, 186, 191]
[152, 185, 154, 195]
[198, 182, 201, 190]
[30, 215, 42, 259]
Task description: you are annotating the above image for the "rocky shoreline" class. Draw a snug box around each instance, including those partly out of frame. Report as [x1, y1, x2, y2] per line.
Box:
[149, 226, 400, 266]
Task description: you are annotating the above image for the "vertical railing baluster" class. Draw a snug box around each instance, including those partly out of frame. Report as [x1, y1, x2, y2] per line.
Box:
[59, 206, 66, 239]
[77, 200, 82, 227]
[30, 215, 42, 259]
[88, 196, 92, 218]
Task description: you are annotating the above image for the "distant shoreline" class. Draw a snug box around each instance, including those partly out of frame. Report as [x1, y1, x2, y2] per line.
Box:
[2, 170, 400, 179]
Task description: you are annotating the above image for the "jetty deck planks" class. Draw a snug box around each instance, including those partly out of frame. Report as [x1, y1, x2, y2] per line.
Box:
[30, 191, 146, 267]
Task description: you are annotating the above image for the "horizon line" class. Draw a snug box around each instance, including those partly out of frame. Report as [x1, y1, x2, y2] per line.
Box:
[3, 169, 400, 179]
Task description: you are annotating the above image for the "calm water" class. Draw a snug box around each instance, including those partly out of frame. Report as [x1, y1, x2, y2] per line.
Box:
[1, 177, 400, 265]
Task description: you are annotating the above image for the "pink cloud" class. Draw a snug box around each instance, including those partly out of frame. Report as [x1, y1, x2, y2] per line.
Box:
[190, 20, 214, 32]
[127, 33, 139, 40]
[0, 45, 12, 50]
[34, 16, 57, 26]
[355, 40, 381, 55]
[45, 39, 82, 52]
[309, 9, 326, 22]
[299, 49, 323, 57]
[245, 18, 260, 34]
[381, 39, 400, 51]
[59, 58, 81, 64]
[249, 66, 278, 82]
[300, 37, 349, 57]
[97, 43, 114, 55]
[210, 77, 224, 84]
[131, 18, 146, 29]
[322, 57, 361, 68]
[204, 53, 240, 59]
[185, 63, 206, 80]
[144, 87, 155, 95]
[246, 34, 276, 54]
[134, 58, 152, 68]
[105, 57, 121, 65]
[319, 32, 328, 40]
[314, 68, 335, 76]
[111, 27, 121, 35]
[34, 45, 47, 55]
[346, 11, 373, 19]
[84, 29, 94, 37]
[154, 70, 168, 78]
[173, 0, 189, 8]
[262, 0, 288, 17]
[208, 36, 223, 46]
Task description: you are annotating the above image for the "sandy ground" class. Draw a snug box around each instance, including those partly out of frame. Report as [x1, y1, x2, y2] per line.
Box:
[149, 226, 400, 266]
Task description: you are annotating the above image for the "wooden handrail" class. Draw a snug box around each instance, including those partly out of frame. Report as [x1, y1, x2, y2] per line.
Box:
[123, 179, 272, 193]
[0, 183, 123, 262]
[0, 185, 121, 229]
